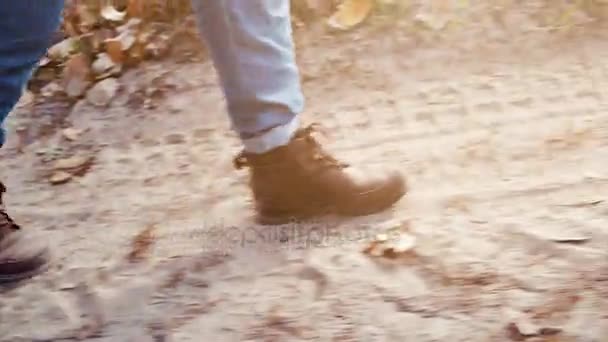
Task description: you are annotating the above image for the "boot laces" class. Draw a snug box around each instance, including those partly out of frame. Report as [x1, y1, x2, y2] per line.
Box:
[233, 123, 349, 170]
[304, 123, 349, 169]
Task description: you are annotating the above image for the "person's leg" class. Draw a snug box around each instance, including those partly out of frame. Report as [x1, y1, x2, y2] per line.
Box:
[0, 0, 64, 284]
[190, 0, 302, 154]
[191, 0, 407, 224]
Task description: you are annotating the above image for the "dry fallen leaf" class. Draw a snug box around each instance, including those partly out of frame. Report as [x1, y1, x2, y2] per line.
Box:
[62, 127, 83, 141]
[105, 38, 125, 64]
[86, 77, 119, 107]
[363, 231, 417, 259]
[327, 0, 374, 30]
[101, 5, 127, 22]
[53, 155, 92, 170]
[76, 2, 100, 33]
[48, 37, 77, 61]
[91, 52, 121, 78]
[127, 225, 158, 262]
[62, 53, 92, 98]
[52, 155, 94, 178]
[127, 0, 145, 18]
[506, 321, 562, 341]
[41, 82, 63, 97]
[144, 32, 171, 59]
[49, 171, 73, 185]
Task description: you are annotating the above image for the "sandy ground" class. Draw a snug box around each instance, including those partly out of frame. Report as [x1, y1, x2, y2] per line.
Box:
[0, 16, 607, 342]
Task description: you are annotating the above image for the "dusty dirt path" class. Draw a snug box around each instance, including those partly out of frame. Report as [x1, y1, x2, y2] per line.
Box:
[0, 20, 607, 341]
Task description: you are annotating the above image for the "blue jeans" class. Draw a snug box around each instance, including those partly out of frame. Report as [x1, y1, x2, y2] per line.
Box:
[0, 0, 303, 153]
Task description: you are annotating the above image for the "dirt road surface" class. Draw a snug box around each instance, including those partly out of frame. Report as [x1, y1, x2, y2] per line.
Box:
[0, 17, 607, 342]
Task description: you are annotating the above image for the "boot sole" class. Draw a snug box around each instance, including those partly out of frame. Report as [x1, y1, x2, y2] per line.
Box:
[256, 175, 408, 225]
[0, 252, 50, 286]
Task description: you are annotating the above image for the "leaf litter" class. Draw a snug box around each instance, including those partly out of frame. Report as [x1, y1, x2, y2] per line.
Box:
[126, 224, 158, 263]
[362, 220, 417, 259]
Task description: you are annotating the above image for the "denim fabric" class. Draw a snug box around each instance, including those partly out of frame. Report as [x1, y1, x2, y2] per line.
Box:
[191, 0, 303, 152]
[0, 0, 302, 153]
[0, 0, 65, 147]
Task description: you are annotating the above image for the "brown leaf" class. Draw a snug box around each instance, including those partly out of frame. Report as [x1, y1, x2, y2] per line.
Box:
[105, 39, 124, 64]
[327, 0, 374, 30]
[126, 40, 146, 66]
[127, 0, 145, 18]
[75, 3, 100, 34]
[127, 225, 158, 262]
[62, 53, 92, 98]
[83, 28, 115, 56]
[103, 22, 139, 66]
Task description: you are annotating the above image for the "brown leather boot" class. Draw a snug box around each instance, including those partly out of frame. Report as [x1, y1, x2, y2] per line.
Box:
[234, 124, 407, 224]
[0, 182, 49, 284]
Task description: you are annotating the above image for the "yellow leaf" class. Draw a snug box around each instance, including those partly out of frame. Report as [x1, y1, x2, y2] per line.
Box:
[327, 0, 374, 30]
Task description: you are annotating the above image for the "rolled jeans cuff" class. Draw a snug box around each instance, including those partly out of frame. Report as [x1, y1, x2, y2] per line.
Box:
[242, 116, 299, 154]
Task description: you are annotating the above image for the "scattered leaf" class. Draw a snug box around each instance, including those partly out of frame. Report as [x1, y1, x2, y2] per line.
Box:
[127, 225, 158, 262]
[91, 52, 120, 77]
[117, 18, 143, 35]
[382, 233, 417, 259]
[101, 5, 126, 22]
[327, 0, 374, 30]
[62, 53, 92, 98]
[38, 56, 52, 67]
[52, 154, 94, 178]
[53, 155, 91, 170]
[144, 32, 171, 59]
[86, 77, 119, 107]
[76, 3, 100, 33]
[105, 39, 124, 64]
[127, 0, 145, 18]
[49, 171, 73, 185]
[375, 233, 389, 242]
[41, 82, 63, 97]
[48, 38, 77, 61]
[363, 231, 417, 259]
[62, 127, 83, 141]
[506, 321, 562, 341]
